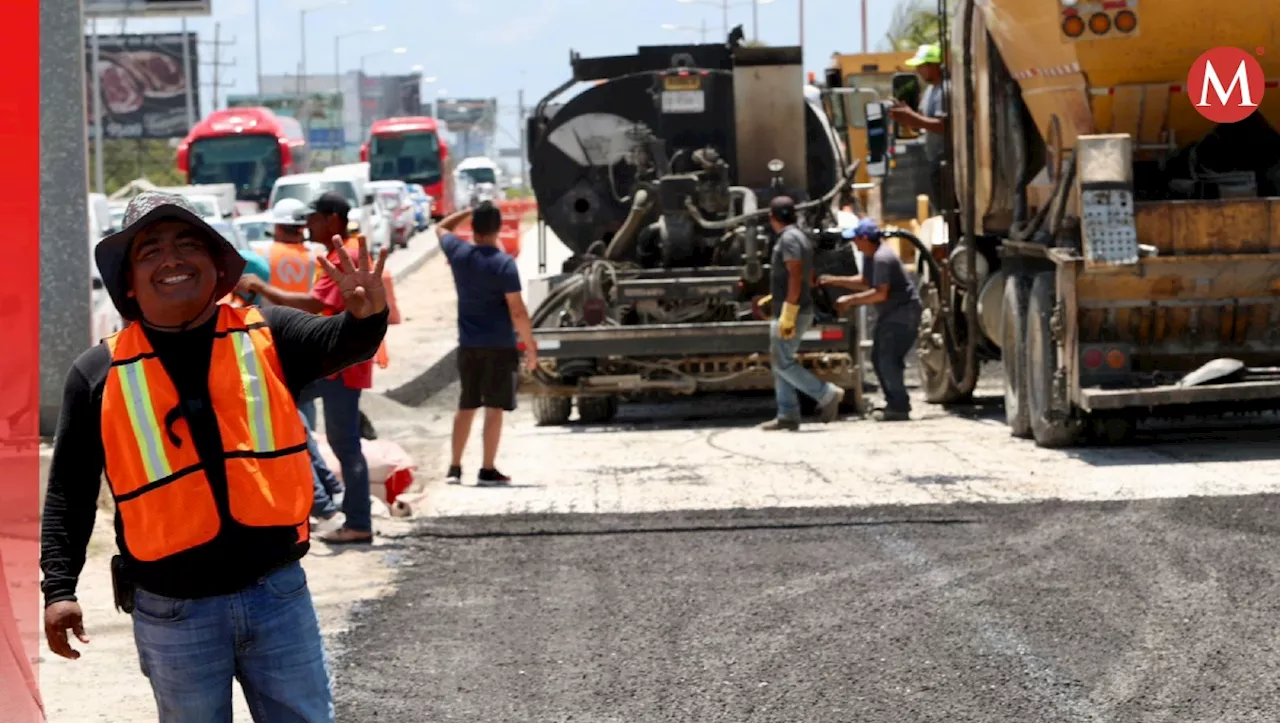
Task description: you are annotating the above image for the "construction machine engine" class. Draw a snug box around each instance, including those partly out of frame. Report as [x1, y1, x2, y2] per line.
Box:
[528, 36, 850, 329]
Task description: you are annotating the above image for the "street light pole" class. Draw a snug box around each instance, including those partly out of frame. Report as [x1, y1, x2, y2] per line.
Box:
[721, 0, 728, 37]
[254, 0, 263, 97]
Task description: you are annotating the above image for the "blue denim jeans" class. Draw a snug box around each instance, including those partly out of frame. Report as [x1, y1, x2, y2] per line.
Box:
[131, 562, 334, 722]
[302, 410, 341, 520]
[770, 311, 840, 422]
[871, 306, 921, 413]
[299, 378, 370, 533]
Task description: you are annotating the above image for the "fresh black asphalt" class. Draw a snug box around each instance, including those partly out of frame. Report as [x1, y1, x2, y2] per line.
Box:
[333, 496, 1280, 722]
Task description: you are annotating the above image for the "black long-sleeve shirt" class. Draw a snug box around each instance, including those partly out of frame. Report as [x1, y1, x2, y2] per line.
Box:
[40, 305, 389, 606]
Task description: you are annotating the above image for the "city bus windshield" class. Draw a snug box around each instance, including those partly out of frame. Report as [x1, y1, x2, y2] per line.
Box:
[189, 134, 282, 203]
[369, 131, 442, 186]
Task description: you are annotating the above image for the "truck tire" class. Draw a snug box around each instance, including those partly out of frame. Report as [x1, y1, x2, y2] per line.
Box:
[1000, 273, 1032, 438]
[532, 395, 573, 426]
[577, 395, 619, 424]
[1026, 272, 1083, 448]
[916, 262, 971, 405]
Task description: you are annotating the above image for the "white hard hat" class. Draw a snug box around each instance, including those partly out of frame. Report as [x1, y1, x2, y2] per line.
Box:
[271, 198, 308, 226]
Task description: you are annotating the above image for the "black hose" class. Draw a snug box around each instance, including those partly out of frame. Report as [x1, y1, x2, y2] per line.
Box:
[603, 188, 654, 260]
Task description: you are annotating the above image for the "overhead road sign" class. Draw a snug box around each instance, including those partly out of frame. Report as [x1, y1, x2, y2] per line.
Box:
[85, 0, 212, 18]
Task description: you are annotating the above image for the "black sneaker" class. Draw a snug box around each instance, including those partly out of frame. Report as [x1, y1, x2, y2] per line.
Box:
[446, 465, 462, 485]
[477, 468, 512, 487]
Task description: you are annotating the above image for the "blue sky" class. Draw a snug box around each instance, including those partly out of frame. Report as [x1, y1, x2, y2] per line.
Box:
[103, 0, 904, 148]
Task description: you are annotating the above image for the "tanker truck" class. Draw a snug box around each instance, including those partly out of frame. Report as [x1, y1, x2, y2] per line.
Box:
[519, 30, 866, 425]
[889, 0, 1280, 446]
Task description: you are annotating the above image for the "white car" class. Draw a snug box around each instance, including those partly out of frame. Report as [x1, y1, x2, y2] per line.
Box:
[234, 212, 275, 245]
[367, 180, 416, 249]
[88, 193, 123, 347]
[269, 172, 391, 253]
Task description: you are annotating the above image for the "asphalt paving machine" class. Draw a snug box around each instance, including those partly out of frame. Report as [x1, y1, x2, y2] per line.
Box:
[520, 28, 865, 425]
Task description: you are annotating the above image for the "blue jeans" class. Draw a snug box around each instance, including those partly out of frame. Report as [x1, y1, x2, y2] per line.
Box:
[871, 306, 921, 413]
[131, 562, 334, 722]
[770, 311, 840, 422]
[302, 410, 341, 520]
[300, 378, 370, 533]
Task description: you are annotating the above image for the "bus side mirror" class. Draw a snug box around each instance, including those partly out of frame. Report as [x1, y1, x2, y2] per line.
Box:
[360, 143, 369, 162]
[865, 102, 888, 176]
[176, 143, 190, 173]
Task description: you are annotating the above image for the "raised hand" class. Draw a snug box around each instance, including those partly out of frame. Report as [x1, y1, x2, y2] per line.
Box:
[318, 234, 390, 319]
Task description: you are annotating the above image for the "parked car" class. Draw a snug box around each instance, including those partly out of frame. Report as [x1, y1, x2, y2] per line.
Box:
[88, 193, 123, 346]
[233, 212, 275, 244]
[367, 180, 415, 249]
[406, 183, 432, 232]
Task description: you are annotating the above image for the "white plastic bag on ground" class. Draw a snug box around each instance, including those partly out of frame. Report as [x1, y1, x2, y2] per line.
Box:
[314, 434, 417, 505]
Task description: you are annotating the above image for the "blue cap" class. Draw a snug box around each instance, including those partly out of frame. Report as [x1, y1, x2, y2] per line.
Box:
[841, 218, 882, 241]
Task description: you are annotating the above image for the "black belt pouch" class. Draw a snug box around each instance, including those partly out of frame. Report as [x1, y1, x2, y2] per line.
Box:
[110, 555, 135, 614]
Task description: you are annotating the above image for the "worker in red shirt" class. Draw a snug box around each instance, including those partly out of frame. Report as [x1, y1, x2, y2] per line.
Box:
[239, 192, 380, 544]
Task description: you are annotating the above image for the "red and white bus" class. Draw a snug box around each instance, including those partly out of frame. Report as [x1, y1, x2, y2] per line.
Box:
[361, 116, 454, 219]
[177, 107, 309, 210]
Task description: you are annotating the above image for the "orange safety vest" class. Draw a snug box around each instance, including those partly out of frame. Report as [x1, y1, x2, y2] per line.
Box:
[268, 243, 318, 293]
[100, 305, 313, 562]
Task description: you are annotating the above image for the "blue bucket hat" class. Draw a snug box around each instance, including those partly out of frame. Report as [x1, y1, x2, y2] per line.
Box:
[841, 218, 882, 242]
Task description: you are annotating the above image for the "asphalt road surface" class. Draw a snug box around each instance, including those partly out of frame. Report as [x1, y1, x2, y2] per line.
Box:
[336, 370, 1280, 722]
[335, 495, 1280, 722]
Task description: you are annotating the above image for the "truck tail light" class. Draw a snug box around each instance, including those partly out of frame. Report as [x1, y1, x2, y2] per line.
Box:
[1106, 348, 1127, 369]
[1081, 346, 1128, 371]
[820, 328, 844, 341]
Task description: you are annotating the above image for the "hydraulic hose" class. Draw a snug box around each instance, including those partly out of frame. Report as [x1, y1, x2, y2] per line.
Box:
[603, 187, 654, 260]
[882, 229, 968, 378]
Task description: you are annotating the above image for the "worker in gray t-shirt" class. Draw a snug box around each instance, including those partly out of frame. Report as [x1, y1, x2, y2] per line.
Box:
[759, 196, 844, 431]
[888, 43, 948, 215]
[819, 218, 922, 422]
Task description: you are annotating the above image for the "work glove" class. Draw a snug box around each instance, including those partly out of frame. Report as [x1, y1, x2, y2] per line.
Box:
[778, 301, 800, 340]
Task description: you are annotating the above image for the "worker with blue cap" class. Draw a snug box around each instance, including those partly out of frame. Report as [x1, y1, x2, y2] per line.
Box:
[818, 218, 923, 421]
[889, 42, 948, 213]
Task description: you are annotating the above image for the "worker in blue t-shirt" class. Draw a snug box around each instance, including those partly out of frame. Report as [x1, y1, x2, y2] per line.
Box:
[434, 202, 538, 487]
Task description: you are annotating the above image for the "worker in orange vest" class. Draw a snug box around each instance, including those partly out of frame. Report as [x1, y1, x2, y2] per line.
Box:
[257, 198, 324, 295]
[41, 191, 389, 719]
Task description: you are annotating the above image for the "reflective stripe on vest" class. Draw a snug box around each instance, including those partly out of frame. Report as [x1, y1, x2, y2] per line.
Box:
[268, 243, 317, 293]
[100, 304, 313, 562]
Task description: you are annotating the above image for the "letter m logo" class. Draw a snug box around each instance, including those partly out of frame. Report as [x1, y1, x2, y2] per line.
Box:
[1188, 47, 1266, 124]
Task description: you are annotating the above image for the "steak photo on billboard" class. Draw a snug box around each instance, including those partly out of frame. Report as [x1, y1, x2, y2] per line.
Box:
[86, 33, 200, 139]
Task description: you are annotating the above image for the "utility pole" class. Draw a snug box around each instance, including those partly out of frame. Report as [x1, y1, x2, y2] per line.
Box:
[200, 23, 237, 110]
[181, 18, 195, 129]
[255, 0, 263, 98]
[861, 0, 868, 53]
[517, 88, 527, 194]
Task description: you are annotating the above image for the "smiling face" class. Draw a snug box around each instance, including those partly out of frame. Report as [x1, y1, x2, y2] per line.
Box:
[127, 219, 219, 327]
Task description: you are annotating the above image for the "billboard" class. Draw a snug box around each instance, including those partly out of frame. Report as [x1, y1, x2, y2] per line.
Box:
[86, 32, 199, 140]
[85, 0, 212, 18]
[436, 98, 498, 133]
